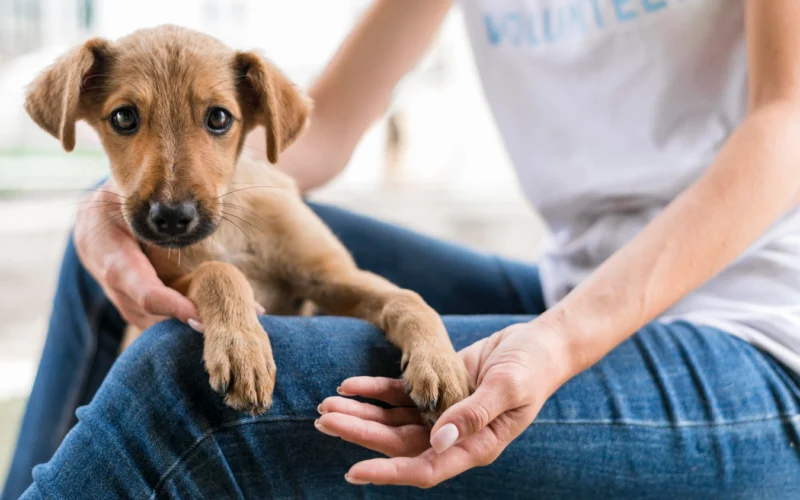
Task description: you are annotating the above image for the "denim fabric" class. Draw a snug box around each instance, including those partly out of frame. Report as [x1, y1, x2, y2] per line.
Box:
[4, 203, 800, 499]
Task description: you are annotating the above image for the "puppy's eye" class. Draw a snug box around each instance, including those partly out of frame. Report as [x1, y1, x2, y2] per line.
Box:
[206, 107, 232, 134]
[109, 107, 139, 135]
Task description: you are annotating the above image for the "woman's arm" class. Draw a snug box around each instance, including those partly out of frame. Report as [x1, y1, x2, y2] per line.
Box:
[312, 0, 800, 488]
[248, 0, 454, 191]
[541, 0, 800, 384]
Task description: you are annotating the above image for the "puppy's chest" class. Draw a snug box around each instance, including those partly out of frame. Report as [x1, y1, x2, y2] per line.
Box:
[216, 246, 308, 316]
[149, 238, 298, 313]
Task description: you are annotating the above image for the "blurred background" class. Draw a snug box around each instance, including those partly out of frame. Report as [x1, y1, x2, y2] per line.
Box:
[0, 0, 548, 483]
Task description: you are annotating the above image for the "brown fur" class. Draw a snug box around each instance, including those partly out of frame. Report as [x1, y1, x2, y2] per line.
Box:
[25, 25, 471, 420]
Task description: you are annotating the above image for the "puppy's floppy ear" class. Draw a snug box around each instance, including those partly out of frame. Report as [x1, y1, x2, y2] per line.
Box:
[234, 51, 311, 164]
[25, 38, 113, 152]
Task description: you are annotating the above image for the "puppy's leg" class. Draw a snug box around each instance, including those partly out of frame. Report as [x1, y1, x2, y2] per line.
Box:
[300, 267, 473, 423]
[245, 192, 471, 420]
[172, 262, 275, 414]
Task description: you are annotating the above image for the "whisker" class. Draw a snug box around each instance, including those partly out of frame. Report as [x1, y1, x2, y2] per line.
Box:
[221, 216, 247, 238]
[220, 211, 264, 235]
[75, 201, 125, 211]
[81, 188, 129, 199]
[219, 185, 285, 199]
[76, 206, 124, 216]
[83, 213, 126, 247]
[88, 214, 128, 247]
[75, 201, 123, 210]
[222, 203, 270, 226]
[63, 188, 128, 199]
[79, 213, 122, 244]
[70, 199, 124, 205]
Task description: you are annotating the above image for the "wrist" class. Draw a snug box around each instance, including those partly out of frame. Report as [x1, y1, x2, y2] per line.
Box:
[526, 310, 586, 389]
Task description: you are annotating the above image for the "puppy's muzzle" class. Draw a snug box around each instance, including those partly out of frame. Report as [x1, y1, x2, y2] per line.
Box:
[148, 201, 197, 237]
[130, 199, 215, 248]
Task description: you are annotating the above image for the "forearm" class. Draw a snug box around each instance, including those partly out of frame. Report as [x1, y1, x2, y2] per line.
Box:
[538, 102, 800, 383]
[248, 0, 453, 191]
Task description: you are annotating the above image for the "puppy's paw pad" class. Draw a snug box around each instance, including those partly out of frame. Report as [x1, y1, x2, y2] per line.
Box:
[204, 327, 276, 415]
[402, 348, 473, 424]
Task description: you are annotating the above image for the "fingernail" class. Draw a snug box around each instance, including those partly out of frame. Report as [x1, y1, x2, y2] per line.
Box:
[314, 419, 339, 437]
[431, 423, 459, 453]
[345, 474, 370, 485]
[317, 404, 326, 414]
[255, 303, 266, 315]
[336, 386, 354, 396]
[187, 318, 205, 333]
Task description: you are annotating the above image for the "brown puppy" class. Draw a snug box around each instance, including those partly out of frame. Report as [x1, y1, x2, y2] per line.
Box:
[24, 25, 472, 421]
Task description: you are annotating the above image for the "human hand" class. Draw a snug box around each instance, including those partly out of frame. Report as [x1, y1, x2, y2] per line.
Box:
[74, 181, 198, 329]
[315, 322, 571, 488]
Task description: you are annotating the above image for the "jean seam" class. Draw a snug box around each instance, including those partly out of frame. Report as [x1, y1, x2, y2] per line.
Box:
[534, 412, 800, 429]
[150, 416, 315, 499]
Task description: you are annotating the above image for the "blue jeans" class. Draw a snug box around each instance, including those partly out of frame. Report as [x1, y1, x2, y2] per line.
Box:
[4, 203, 800, 499]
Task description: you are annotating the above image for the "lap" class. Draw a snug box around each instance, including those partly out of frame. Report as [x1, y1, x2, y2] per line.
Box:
[25, 316, 800, 499]
[3, 201, 545, 499]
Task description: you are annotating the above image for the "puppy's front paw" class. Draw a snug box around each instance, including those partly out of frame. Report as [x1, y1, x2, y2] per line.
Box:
[402, 345, 473, 424]
[204, 322, 276, 415]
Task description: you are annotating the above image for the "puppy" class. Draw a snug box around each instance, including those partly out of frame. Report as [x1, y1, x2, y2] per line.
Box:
[24, 25, 472, 421]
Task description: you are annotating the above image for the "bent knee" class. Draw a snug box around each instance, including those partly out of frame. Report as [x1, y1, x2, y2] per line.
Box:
[115, 320, 205, 389]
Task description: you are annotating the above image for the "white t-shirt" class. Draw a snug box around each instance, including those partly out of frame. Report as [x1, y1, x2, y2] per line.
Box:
[458, 0, 800, 373]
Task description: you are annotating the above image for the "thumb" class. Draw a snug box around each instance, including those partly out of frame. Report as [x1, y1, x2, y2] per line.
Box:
[429, 374, 510, 453]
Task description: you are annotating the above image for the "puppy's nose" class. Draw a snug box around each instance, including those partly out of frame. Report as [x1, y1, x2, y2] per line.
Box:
[148, 201, 197, 237]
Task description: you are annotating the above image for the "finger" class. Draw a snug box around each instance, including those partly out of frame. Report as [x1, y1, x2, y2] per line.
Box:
[337, 377, 414, 406]
[346, 445, 475, 488]
[102, 244, 197, 323]
[429, 373, 512, 453]
[315, 412, 429, 458]
[318, 397, 423, 426]
[113, 293, 168, 330]
[137, 285, 198, 323]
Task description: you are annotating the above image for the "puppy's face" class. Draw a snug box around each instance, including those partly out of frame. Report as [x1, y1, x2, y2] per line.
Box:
[25, 25, 309, 247]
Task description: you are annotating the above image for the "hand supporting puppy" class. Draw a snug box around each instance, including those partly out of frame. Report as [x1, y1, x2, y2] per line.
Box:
[315, 321, 571, 488]
[74, 181, 199, 329]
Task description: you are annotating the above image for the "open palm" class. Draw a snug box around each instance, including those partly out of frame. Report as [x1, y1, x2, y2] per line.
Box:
[315, 323, 567, 488]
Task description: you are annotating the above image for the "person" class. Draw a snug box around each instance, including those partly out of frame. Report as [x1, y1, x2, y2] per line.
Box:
[4, 0, 800, 497]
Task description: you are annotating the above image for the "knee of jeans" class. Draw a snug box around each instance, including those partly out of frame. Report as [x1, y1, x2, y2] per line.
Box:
[118, 316, 343, 384]
[112, 320, 205, 393]
[256, 315, 382, 353]
[256, 315, 401, 379]
[125, 319, 198, 357]
[69, 320, 212, 439]
[115, 317, 333, 389]
[115, 316, 389, 394]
